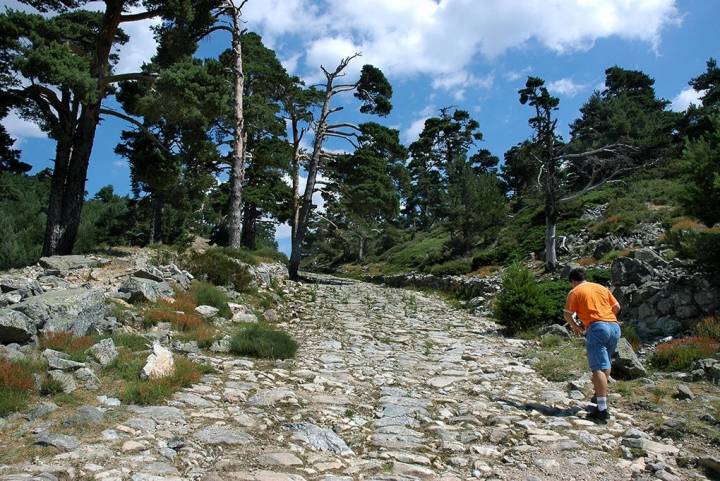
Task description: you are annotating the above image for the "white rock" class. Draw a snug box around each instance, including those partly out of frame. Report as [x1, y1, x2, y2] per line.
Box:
[140, 342, 175, 380]
[195, 305, 219, 318]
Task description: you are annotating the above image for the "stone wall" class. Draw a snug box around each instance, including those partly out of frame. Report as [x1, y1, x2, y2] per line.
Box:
[610, 249, 720, 339]
[365, 272, 501, 303]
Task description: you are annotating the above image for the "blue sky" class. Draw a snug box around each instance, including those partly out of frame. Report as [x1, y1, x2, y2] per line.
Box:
[2, 0, 719, 253]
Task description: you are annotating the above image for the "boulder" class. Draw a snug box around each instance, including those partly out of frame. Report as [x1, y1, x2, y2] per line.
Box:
[210, 338, 231, 353]
[172, 340, 199, 354]
[195, 305, 219, 318]
[611, 337, 647, 379]
[11, 288, 106, 336]
[63, 405, 104, 426]
[87, 338, 118, 367]
[48, 370, 77, 393]
[119, 277, 174, 304]
[633, 248, 669, 268]
[611, 257, 654, 286]
[132, 268, 164, 283]
[39, 255, 104, 271]
[0, 277, 43, 299]
[42, 349, 85, 370]
[0, 309, 37, 344]
[34, 432, 80, 451]
[538, 324, 570, 338]
[593, 237, 623, 260]
[141, 342, 175, 380]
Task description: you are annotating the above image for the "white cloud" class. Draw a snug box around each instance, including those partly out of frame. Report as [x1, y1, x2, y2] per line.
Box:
[2, 112, 45, 141]
[548, 78, 588, 97]
[113, 8, 162, 74]
[505, 66, 533, 82]
[244, 0, 680, 93]
[403, 117, 428, 143]
[671, 87, 703, 111]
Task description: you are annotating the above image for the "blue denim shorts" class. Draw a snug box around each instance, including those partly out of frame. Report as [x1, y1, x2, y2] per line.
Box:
[585, 321, 621, 372]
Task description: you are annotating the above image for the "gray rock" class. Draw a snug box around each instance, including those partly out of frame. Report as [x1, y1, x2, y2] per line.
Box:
[172, 340, 199, 354]
[192, 426, 254, 445]
[132, 268, 164, 283]
[195, 305, 219, 318]
[42, 349, 85, 370]
[48, 370, 77, 393]
[699, 456, 720, 477]
[0, 277, 43, 297]
[612, 337, 647, 379]
[210, 338, 231, 353]
[25, 402, 58, 421]
[128, 405, 184, 421]
[633, 249, 669, 268]
[263, 308, 280, 322]
[39, 255, 104, 271]
[11, 288, 106, 336]
[675, 384, 694, 400]
[63, 405, 104, 426]
[34, 432, 80, 451]
[119, 277, 173, 304]
[0, 309, 36, 344]
[611, 257, 654, 286]
[87, 338, 118, 367]
[538, 324, 570, 338]
[287, 422, 353, 455]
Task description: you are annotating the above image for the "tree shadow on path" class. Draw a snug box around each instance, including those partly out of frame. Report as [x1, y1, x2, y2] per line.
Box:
[496, 398, 586, 417]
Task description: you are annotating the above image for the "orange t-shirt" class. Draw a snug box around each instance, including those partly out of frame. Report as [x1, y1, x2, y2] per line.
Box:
[564, 282, 619, 328]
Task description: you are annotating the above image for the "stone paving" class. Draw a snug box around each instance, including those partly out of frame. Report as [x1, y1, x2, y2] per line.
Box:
[0, 275, 690, 481]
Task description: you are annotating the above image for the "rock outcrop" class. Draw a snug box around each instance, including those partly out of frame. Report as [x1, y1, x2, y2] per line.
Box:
[611, 249, 719, 339]
[10, 288, 106, 337]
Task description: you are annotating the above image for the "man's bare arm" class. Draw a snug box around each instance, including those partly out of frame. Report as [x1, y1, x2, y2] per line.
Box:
[612, 303, 621, 316]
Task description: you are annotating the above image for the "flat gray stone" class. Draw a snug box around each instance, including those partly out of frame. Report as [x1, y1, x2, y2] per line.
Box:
[34, 432, 79, 451]
[11, 288, 106, 336]
[0, 309, 36, 344]
[88, 338, 118, 367]
[63, 405, 104, 426]
[287, 423, 353, 455]
[193, 426, 254, 445]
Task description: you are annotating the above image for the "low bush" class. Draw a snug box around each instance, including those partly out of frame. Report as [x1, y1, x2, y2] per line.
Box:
[694, 316, 720, 341]
[665, 228, 720, 271]
[120, 357, 212, 405]
[586, 267, 612, 286]
[650, 336, 720, 372]
[622, 324, 641, 351]
[104, 349, 146, 382]
[230, 324, 298, 360]
[111, 333, 149, 352]
[429, 258, 472, 276]
[176, 323, 217, 349]
[39, 332, 96, 362]
[191, 281, 231, 318]
[493, 263, 555, 334]
[0, 357, 35, 416]
[181, 248, 254, 291]
[39, 376, 64, 396]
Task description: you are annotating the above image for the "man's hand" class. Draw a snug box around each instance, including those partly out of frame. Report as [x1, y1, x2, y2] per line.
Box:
[563, 311, 584, 336]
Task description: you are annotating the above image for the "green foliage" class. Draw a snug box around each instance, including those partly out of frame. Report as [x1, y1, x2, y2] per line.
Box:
[110, 333, 149, 352]
[650, 337, 720, 372]
[119, 357, 209, 405]
[39, 332, 96, 362]
[622, 324, 641, 351]
[190, 281, 231, 318]
[376, 228, 449, 272]
[74, 186, 134, 253]
[0, 172, 49, 269]
[493, 263, 556, 334]
[540, 334, 564, 348]
[532, 338, 588, 382]
[230, 324, 298, 360]
[665, 228, 720, 270]
[694, 316, 720, 341]
[681, 114, 720, 227]
[181, 247, 254, 291]
[429, 258, 472, 276]
[39, 376, 64, 396]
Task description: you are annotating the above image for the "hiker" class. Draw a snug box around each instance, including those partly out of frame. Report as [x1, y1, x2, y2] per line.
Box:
[563, 267, 621, 422]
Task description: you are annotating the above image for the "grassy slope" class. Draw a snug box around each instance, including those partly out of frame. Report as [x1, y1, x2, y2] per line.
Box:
[350, 170, 689, 277]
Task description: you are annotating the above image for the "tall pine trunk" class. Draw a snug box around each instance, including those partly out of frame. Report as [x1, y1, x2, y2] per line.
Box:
[240, 203, 258, 250]
[42, 2, 123, 256]
[227, 11, 246, 248]
[150, 194, 164, 244]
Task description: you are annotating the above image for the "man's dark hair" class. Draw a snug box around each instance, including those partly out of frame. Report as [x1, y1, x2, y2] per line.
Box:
[568, 267, 586, 283]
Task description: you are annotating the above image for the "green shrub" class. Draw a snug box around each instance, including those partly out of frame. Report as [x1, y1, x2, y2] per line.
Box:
[493, 263, 555, 334]
[104, 350, 146, 382]
[694, 316, 720, 341]
[622, 324, 641, 351]
[120, 357, 208, 405]
[540, 334, 564, 348]
[666, 229, 720, 271]
[181, 248, 254, 291]
[429, 258, 472, 276]
[230, 324, 298, 360]
[650, 337, 720, 371]
[0, 357, 35, 416]
[111, 333, 149, 352]
[586, 268, 611, 285]
[537, 279, 570, 324]
[40, 377, 64, 396]
[190, 281, 231, 318]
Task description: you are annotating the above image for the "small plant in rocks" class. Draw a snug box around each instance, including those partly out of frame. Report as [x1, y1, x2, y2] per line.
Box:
[190, 281, 231, 318]
[0, 358, 35, 416]
[230, 324, 298, 360]
[650, 336, 720, 372]
[39, 332, 97, 362]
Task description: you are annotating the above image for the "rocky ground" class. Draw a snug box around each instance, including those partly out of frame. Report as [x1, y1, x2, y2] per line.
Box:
[1, 270, 713, 481]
